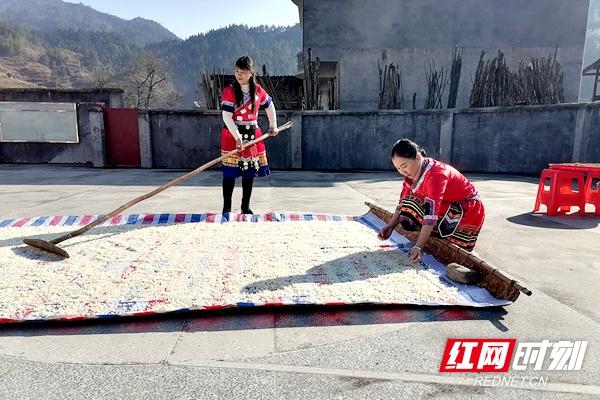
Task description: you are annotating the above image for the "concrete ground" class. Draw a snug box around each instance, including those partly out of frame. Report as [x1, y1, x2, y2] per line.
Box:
[0, 164, 599, 400]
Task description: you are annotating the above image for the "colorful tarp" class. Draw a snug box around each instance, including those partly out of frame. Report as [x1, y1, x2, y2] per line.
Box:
[0, 211, 510, 324]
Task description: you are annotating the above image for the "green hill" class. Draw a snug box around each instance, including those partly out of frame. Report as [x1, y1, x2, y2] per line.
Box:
[151, 24, 301, 105]
[0, 0, 301, 107]
[0, 0, 179, 46]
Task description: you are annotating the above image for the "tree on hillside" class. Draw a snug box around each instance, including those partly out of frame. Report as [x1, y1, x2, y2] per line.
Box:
[42, 30, 140, 70]
[91, 65, 115, 88]
[0, 21, 27, 56]
[43, 48, 74, 88]
[0, 0, 179, 46]
[0, 21, 300, 107]
[158, 24, 301, 106]
[119, 52, 181, 108]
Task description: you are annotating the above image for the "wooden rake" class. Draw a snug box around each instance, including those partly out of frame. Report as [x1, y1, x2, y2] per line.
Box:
[23, 121, 293, 258]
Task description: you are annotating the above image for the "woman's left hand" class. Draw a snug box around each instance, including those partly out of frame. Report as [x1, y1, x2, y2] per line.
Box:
[269, 126, 279, 136]
[409, 246, 422, 263]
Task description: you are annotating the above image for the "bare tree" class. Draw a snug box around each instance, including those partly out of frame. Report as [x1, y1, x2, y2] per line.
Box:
[120, 52, 180, 109]
[91, 65, 114, 89]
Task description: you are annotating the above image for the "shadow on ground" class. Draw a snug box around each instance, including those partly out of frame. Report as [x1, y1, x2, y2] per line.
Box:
[0, 304, 511, 337]
[507, 212, 600, 229]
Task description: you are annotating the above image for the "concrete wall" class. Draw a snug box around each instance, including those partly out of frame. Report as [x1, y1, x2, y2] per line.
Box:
[0, 88, 122, 166]
[0, 88, 124, 108]
[451, 106, 578, 174]
[143, 103, 599, 175]
[147, 111, 297, 169]
[0, 102, 78, 143]
[300, 0, 590, 110]
[585, 107, 600, 163]
[2, 103, 599, 175]
[302, 111, 441, 169]
[0, 105, 106, 166]
[300, 105, 600, 174]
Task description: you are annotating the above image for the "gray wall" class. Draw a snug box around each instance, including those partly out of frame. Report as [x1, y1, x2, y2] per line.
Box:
[143, 104, 600, 175]
[0, 105, 106, 166]
[300, 105, 600, 175]
[148, 111, 222, 169]
[0, 89, 123, 166]
[2, 103, 599, 175]
[0, 88, 124, 108]
[302, 111, 441, 169]
[452, 106, 578, 174]
[147, 111, 297, 169]
[300, 0, 590, 110]
[586, 107, 600, 162]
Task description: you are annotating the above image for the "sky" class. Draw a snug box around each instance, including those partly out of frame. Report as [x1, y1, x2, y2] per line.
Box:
[63, 0, 300, 39]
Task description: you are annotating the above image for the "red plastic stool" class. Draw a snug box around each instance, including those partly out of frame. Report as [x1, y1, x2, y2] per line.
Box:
[584, 172, 600, 216]
[533, 169, 586, 216]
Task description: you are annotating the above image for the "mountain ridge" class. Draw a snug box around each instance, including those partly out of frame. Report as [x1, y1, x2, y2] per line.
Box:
[0, 0, 180, 46]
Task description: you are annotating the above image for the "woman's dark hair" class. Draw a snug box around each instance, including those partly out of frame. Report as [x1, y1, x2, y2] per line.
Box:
[390, 138, 427, 159]
[232, 56, 256, 110]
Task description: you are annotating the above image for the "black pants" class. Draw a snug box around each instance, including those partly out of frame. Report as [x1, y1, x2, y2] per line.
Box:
[222, 177, 253, 213]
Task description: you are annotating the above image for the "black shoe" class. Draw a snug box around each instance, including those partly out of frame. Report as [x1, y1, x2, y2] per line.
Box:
[241, 208, 253, 215]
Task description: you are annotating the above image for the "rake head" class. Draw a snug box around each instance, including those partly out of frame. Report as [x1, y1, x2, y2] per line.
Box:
[23, 238, 70, 259]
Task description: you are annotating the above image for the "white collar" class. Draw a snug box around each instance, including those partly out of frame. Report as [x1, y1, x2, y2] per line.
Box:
[410, 158, 432, 192]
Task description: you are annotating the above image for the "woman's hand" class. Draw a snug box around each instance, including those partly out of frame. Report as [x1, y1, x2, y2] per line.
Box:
[235, 137, 243, 151]
[269, 126, 279, 136]
[410, 225, 433, 263]
[409, 246, 423, 263]
[377, 224, 394, 240]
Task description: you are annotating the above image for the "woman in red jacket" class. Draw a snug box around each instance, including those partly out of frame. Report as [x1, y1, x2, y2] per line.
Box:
[378, 138, 485, 263]
[220, 56, 279, 214]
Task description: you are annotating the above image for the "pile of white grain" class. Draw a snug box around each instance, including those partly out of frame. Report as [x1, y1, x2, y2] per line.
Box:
[0, 219, 461, 320]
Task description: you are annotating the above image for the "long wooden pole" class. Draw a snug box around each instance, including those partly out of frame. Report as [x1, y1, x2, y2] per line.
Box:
[42, 121, 293, 246]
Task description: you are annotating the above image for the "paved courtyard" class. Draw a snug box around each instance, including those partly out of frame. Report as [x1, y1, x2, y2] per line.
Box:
[0, 165, 599, 399]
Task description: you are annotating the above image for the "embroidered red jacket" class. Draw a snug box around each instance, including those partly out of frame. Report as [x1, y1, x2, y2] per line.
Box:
[220, 83, 272, 123]
[400, 158, 479, 225]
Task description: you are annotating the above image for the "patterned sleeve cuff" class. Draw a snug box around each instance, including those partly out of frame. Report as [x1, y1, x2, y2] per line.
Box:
[423, 215, 438, 225]
[221, 101, 235, 112]
[259, 96, 272, 110]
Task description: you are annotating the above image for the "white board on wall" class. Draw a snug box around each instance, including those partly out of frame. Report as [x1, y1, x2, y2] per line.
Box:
[0, 102, 79, 143]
